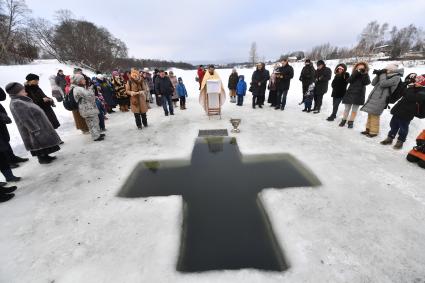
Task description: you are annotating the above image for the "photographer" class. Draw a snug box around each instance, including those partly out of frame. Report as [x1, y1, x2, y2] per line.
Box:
[339, 62, 371, 128]
[360, 64, 404, 137]
[24, 73, 61, 130]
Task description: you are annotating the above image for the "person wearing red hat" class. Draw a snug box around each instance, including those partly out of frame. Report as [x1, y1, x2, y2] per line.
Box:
[381, 74, 425, 149]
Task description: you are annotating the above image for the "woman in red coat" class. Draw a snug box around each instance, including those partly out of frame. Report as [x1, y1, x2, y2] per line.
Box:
[197, 65, 206, 90]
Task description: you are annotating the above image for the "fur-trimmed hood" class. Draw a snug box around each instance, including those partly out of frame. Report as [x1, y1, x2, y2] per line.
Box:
[352, 61, 369, 72]
[334, 63, 348, 74]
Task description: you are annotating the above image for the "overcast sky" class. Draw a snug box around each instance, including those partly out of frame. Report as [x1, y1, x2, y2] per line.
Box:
[26, 0, 425, 63]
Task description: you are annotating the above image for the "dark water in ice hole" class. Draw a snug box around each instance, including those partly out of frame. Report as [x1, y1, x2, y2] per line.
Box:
[118, 137, 321, 272]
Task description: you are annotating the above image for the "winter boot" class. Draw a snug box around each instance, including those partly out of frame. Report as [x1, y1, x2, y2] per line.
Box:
[380, 137, 393, 145]
[1, 185, 17, 194]
[326, 115, 336, 121]
[10, 155, 29, 163]
[366, 133, 378, 138]
[1, 168, 21, 182]
[347, 121, 354, 129]
[302, 108, 307, 112]
[339, 119, 347, 127]
[313, 108, 321, 114]
[38, 155, 53, 164]
[361, 129, 370, 135]
[0, 193, 14, 203]
[393, 140, 404, 150]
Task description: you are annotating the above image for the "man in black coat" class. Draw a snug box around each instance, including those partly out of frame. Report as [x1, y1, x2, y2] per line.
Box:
[155, 70, 175, 116]
[0, 87, 28, 169]
[313, 60, 332, 113]
[275, 58, 294, 110]
[251, 63, 270, 109]
[299, 59, 316, 102]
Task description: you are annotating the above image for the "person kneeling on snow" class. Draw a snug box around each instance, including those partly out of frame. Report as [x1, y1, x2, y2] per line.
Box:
[302, 83, 315, 113]
[6, 82, 62, 164]
[236, 75, 247, 106]
[407, 129, 425, 169]
[176, 77, 188, 110]
[381, 74, 425, 149]
[72, 74, 105, 141]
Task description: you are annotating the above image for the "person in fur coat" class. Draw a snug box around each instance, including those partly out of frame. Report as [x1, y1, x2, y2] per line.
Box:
[111, 71, 130, 112]
[6, 82, 61, 164]
[327, 64, 349, 121]
[126, 68, 149, 129]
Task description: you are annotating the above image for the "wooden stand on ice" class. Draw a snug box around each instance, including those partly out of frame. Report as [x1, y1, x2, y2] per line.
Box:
[206, 80, 222, 119]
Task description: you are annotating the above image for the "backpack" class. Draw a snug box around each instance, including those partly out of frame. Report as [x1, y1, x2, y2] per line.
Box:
[387, 79, 405, 104]
[63, 87, 79, 111]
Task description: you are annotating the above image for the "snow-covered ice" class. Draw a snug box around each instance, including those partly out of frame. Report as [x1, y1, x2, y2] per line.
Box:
[0, 60, 424, 282]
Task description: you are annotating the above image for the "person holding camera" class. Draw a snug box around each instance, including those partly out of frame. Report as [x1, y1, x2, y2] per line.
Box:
[339, 62, 371, 128]
[360, 64, 404, 137]
[381, 74, 425, 149]
[24, 73, 60, 130]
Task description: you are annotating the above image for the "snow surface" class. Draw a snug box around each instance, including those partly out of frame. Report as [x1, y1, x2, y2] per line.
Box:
[0, 60, 424, 283]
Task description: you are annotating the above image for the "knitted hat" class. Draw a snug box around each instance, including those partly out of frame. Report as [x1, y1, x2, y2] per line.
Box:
[112, 71, 119, 77]
[415, 75, 425, 87]
[317, 60, 325, 67]
[71, 74, 85, 85]
[178, 77, 183, 81]
[96, 74, 104, 80]
[25, 73, 39, 81]
[5, 82, 25, 95]
[385, 63, 398, 73]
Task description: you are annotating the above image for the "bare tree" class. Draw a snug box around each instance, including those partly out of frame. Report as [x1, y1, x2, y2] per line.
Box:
[0, 0, 29, 63]
[249, 41, 258, 67]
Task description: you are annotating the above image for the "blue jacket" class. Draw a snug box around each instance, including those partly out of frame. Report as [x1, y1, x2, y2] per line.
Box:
[176, 83, 188, 97]
[236, 80, 247, 96]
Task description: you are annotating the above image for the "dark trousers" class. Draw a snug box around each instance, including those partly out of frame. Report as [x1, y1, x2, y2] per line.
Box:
[331, 97, 343, 117]
[388, 116, 410, 142]
[237, 96, 244, 106]
[314, 93, 324, 110]
[276, 89, 288, 109]
[98, 114, 105, 130]
[162, 95, 174, 115]
[302, 83, 309, 102]
[155, 94, 162, 106]
[179, 96, 186, 107]
[252, 95, 258, 108]
[134, 113, 148, 127]
[268, 90, 277, 106]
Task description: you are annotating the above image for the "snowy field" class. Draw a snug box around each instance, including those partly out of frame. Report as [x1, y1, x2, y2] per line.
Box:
[0, 60, 425, 282]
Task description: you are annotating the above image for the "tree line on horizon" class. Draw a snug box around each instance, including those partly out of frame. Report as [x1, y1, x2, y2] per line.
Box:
[278, 21, 425, 62]
[0, 0, 195, 71]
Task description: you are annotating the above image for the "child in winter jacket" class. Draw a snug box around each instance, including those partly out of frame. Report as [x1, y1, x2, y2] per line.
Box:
[302, 83, 315, 112]
[381, 74, 425, 149]
[176, 77, 188, 110]
[236, 75, 247, 106]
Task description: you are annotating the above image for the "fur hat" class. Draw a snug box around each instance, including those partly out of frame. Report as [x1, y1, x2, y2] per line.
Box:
[71, 74, 85, 85]
[415, 75, 425, 87]
[5, 82, 24, 96]
[25, 73, 39, 81]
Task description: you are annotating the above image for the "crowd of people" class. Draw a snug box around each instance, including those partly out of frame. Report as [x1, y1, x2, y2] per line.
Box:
[1, 59, 425, 202]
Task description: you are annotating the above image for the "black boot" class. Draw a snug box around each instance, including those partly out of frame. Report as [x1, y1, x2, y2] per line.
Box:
[347, 121, 354, 129]
[326, 115, 336, 121]
[38, 155, 53, 164]
[1, 185, 17, 194]
[0, 193, 14, 203]
[380, 137, 393, 145]
[339, 119, 347, 127]
[10, 156, 29, 163]
[142, 113, 148, 127]
[1, 168, 21, 182]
